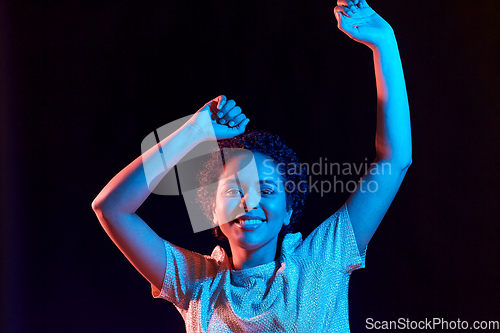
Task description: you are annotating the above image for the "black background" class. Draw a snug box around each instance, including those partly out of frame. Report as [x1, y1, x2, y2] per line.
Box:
[1, 1, 499, 332]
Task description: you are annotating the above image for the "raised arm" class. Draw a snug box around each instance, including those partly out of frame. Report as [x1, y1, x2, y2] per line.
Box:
[334, 0, 412, 252]
[91, 95, 249, 290]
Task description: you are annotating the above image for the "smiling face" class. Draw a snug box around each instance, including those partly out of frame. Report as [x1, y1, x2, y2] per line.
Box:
[213, 151, 292, 254]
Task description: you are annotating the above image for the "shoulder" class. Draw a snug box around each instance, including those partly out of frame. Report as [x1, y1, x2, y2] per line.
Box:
[303, 204, 350, 246]
[294, 205, 365, 272]
[210, 245, 232, 270]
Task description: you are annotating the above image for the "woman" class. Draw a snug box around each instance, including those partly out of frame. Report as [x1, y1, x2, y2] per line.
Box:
[92, 1, 412, 331]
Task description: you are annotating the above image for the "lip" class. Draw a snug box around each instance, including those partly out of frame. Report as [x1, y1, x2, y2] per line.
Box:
[234, 212, 266, 221]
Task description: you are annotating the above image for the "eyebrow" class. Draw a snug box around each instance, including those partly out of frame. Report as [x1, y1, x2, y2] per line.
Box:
[260, 180, 279, 187]
[220, 178, 279, 187]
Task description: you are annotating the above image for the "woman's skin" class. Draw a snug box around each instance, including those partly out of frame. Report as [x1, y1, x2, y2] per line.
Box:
[214, 152, 293, 270]
[92, 95, 247, 290]
[92, 0, 411, 291]
[335, 0, 412, 254]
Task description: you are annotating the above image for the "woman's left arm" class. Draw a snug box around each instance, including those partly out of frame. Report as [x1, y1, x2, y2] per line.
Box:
[334, 0, 412, 253]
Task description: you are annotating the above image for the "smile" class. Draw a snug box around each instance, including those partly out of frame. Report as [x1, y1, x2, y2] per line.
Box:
[234, 219, 265, 230]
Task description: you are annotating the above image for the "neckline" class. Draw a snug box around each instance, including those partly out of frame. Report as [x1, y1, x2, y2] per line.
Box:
[230, 257, 280, 276]
[214, 232, 303, 276]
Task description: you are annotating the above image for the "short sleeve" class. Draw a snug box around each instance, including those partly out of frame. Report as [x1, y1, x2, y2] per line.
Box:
[151, 240, 221, 307]
[300, 204, 366, 274]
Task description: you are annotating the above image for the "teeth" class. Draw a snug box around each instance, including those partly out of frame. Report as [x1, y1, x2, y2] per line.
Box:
[243, 219, 263, 224]
[237, 219, 264, 224]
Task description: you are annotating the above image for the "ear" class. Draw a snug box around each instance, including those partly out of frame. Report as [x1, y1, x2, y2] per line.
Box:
[283, 209, 294, 226]
[212, 210, 218, 226]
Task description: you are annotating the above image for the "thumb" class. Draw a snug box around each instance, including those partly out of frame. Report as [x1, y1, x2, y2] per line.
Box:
[233, 118, 250, 135]
[333, 6, 345, 27]
[334, 7, 356, 36]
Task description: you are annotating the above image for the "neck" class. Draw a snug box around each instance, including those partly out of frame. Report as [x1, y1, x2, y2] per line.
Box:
[229, 237, 280, 270]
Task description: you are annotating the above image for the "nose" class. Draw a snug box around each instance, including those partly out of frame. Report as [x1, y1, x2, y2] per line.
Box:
[239, 188, 261, 211]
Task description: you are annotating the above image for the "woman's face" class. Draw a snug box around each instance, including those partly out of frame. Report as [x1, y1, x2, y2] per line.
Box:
[214, 151, 292, 251]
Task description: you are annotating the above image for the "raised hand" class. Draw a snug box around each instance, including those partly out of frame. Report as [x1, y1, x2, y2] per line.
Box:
[334, 0, 394, 48]
[188, 95, 250, 140]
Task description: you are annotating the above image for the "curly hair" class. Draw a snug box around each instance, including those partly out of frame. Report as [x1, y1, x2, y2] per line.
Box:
[196, 129, 309, 240]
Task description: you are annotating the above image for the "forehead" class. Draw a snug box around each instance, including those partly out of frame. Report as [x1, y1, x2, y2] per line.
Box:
[219, 151, 284, 183]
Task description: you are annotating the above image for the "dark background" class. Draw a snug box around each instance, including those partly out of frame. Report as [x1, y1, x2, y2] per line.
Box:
[1, 0, 499, 332]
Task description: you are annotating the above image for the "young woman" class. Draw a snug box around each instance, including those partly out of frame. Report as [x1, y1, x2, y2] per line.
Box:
[92, 1, 412, 331]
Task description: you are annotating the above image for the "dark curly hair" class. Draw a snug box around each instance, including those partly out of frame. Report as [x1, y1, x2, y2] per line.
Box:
[196, 129, 309, 240]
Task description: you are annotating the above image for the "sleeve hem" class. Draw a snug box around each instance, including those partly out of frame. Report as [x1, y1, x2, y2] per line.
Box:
[151, 239, 175, 303]
[342, 203, 367, 273]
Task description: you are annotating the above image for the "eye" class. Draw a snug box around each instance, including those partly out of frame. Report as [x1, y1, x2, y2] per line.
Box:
[225, 188, 242, 196]
[261, 189, 275, 195]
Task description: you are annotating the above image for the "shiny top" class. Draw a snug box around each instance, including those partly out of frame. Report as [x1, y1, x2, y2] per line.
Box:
[152, 204, 366, 332]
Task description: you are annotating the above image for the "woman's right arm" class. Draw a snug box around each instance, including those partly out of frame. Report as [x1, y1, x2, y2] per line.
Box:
[91, 95, 249, 290]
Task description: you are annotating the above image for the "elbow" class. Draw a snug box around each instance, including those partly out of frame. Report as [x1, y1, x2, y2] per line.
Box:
[375, 141, 412, 172]
[91, 198, 101, 213]
[92, 187, 115, 214]
[91, 197, 114, 225]
[376, 155, 412, 174]
[91, 197, 105, 217]
[92, 194, 127, 219]
[395, 156, 412, 173]
[91, 196, 111, 216]
[401, 156, 412, 171]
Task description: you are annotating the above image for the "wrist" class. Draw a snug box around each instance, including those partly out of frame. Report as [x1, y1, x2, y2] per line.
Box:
[184, 121, 215, 143]
[370, 33, 398, 53]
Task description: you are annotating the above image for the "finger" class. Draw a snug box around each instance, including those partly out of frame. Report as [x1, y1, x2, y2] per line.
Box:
[233, 118, 250, 133]
[359, 0, 369, 8]
[219, 99, 236, 116]
[217, 95, 227, 111]
[334, 7, 355, 34]
[337, 0, 348, 6]
[334, 6, 348, 24]
[227, 113, 246, 127]
[348, 1, 358, 13]
[334, 6, 349, 20]
[218, 99, 236, 122]
[223, 106, 242, 122]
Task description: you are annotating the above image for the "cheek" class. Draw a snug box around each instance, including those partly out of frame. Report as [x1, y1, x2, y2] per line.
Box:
[264, 196, 288, 220]
[218, 220, 231, 238]
[214, 195, 239, 221]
